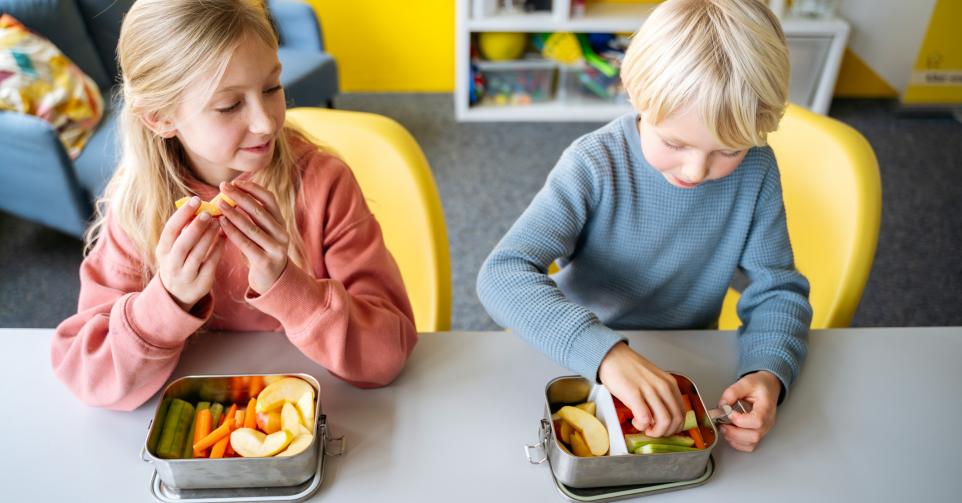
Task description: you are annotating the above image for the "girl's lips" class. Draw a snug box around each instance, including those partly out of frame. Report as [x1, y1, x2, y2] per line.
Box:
[240, 139, 272, 153]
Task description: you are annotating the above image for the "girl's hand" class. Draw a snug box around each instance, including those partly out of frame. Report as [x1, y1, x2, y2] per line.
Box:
[598, 342, 685, 437]
[717, 371, 781, 452]
[216, 180, 290, 295]
[156, 196, 227, 311]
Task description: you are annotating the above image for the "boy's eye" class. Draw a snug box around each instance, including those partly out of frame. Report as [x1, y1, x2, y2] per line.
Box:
[216, 101, 241, 114]
[662, 140, 685, 151]
[265, 85, 283, 94]
[720, 150, 743, 158]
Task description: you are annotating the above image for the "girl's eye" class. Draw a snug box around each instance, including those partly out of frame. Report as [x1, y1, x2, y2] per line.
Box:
[663, 140, 685, 151]
[216, 102, 241, 114]
[265, 85, 283, 94]
[720, 150, 743, 158]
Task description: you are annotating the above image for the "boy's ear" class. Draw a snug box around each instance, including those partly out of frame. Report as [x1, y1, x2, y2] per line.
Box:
[140, 111, 178, 138]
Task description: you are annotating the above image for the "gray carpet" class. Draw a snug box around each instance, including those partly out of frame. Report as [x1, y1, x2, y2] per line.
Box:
[1, 95, 959, 329]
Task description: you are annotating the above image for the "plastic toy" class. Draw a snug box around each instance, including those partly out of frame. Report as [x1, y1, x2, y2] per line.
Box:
[478, 32, 527, 61]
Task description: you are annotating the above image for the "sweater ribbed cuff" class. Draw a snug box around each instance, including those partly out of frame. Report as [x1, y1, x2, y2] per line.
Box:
[246, 262, 329, 334]
[567, 323, 626, 383]
[738, 354, 794, 404]
[126, 275, 211, 349]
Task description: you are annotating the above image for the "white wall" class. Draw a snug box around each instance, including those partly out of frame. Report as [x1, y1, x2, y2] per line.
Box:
[839, 0, 937, 93]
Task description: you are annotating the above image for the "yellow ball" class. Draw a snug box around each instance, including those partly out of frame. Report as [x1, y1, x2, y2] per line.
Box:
[479, 32, 527, 61]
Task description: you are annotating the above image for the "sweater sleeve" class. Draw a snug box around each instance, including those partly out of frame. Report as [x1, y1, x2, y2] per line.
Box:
[735, 158, 813, 403]
[51, 216, 212, 411]
[246, 162, 417, 389]
[476, 148, 625, 382]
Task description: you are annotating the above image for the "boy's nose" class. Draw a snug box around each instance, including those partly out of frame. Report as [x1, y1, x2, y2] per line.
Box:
[681, 161, 708, 184]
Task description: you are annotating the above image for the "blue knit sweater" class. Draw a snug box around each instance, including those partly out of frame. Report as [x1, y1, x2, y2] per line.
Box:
[477, 113, 812, 399]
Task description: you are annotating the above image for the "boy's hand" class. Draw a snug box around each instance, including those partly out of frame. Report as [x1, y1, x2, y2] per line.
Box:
[717, 371, 781, 452]
[598, 342, 685, 437]
[217, 180, 290, 295]
[156, 196, 226, 311]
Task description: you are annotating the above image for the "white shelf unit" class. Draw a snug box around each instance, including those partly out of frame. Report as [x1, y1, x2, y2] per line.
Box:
[455, 0, 849, 122]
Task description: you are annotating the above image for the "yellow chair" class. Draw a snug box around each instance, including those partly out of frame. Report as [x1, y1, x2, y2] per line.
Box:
[718, 104, 882, 329]
[286, 108, 452, 332]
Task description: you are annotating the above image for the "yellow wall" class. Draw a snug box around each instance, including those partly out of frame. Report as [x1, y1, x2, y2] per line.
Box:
[304, 0, 938, 98]
[305, 0, 454, 92]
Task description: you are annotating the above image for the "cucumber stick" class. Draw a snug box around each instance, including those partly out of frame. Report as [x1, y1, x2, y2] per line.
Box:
[624, 433, 695, 451]
[209, 402, 224, 428]
[169, 401, 195, 459]
[146, 398, 171, 454]
[155, 399, 185, 458]
[635, 443, 699, 454]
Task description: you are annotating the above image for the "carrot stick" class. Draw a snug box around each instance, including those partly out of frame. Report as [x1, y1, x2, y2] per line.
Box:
[681, 394, 706, 449]
[192, 409, 213, 458]
[249, 376, 264, 398]
[244, 398, 257, 429]
[209, 435, 230, 458]
[234, 409, 245, 429]
[210, 404, 236, 458]
[193, 420, 231, 452]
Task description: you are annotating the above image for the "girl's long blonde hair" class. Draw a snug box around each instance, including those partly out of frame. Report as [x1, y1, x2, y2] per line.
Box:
[87, 0, 310, 284]
[620, 0, 790, 148]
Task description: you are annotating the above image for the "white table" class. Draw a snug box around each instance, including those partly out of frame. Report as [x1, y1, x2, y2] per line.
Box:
[3, 327, 960, 501]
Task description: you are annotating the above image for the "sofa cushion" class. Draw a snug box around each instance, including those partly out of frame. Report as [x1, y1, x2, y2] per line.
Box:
[278, 47, 338, 107]
[74, 0, 133, 85]
[0, 0, 110, 90]
[1, 13, 105, 158]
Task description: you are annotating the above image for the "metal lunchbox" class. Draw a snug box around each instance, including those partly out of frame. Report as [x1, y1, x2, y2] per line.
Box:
[141, 373, 335, 491]
[526, 374, 745, 489]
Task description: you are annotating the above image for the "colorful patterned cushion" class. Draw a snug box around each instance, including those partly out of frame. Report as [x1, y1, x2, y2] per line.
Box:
[0, 14, 103, 158]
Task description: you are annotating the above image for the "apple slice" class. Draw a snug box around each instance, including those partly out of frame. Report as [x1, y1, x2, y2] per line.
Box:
[256, 411, 282, 434]
[277, 433, 314, 457]
[559, 419, 574, 444]
[557, 406, 609, 456]
[569, 430, 593, 457]
[575, 401, 596, 415]
[295, 390, 315, 432]
[281, 402, 309, 436]
[230, 428, 293, 457]
[256, 377, 314, 414]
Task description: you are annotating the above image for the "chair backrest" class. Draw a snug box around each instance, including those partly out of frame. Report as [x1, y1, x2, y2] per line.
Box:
[718, 104, 882, 329]
[286, 108, 452, 332]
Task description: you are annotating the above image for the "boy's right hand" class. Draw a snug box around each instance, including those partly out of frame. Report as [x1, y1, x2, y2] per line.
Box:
[598, 342, 685, 437]
[156, 196, 226, 312]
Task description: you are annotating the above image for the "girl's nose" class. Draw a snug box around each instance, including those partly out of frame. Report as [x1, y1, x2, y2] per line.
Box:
[248, 100, 276, 135]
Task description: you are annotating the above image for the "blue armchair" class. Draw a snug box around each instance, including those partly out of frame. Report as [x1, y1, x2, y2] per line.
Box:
[0, 0, 338, 237]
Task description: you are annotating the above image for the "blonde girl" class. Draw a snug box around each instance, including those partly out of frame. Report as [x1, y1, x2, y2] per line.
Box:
[53, 0, 417, 410]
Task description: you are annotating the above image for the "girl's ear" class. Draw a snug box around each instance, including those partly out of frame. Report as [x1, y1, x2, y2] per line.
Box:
[141, 111, 178, 138]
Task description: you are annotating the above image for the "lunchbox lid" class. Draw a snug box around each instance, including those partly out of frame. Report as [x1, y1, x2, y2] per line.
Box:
[551, 455, 714, 502]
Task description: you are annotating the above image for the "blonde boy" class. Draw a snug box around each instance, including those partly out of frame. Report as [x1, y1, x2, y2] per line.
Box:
[477, 0, 811, 452]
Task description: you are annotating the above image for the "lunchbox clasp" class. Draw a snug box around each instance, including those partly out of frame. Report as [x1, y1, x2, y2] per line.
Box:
[524, 418, 550, 464]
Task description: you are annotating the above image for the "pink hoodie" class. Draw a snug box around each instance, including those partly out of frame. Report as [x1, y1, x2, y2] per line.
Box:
[52, 136, 417, 410]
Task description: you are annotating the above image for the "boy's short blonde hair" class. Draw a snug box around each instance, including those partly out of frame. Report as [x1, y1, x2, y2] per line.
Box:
[621, 0, 789, 148]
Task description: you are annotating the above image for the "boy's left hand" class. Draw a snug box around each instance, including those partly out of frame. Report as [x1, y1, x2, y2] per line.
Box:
[717, 371, 782, 452]
[217, 180, 290, 294]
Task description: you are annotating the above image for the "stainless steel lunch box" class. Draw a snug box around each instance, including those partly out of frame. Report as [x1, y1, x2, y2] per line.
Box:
[142, 373, 330, 490]
[526, 374, 742, 488]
